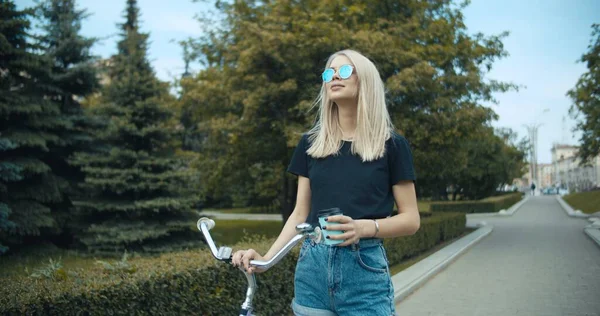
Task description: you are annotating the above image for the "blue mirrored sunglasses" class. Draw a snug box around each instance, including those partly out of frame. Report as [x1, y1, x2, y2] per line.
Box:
[322, 64, 354, 83]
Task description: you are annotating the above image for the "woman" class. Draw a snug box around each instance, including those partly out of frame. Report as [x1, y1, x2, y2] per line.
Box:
[232, 49, 420, 316]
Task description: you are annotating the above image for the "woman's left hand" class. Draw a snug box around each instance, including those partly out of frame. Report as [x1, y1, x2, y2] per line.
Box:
[323, 215, 369, 247]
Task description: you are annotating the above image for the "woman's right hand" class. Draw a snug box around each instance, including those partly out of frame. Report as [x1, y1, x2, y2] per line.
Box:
[231, 249, 268, 274]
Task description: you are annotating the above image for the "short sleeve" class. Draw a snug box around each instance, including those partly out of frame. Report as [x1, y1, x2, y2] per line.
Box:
[389, 134, 416, 186]
[287, 134, 309, 177]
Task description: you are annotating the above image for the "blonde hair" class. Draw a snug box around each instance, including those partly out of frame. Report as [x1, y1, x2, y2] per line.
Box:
[306, 49, 394, 162]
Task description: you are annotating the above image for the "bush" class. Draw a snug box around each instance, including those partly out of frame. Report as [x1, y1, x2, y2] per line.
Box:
[430, 192, 522, 213]
[0, 213, 465, 315]
[383, 212, 465, 265]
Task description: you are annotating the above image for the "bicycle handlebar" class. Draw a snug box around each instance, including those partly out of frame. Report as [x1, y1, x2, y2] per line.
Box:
[197, 217, 321, 268]
[197, 217, 322, 316]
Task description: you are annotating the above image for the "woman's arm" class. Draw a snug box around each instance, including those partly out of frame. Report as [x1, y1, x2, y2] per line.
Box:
[263, 176, 311, 259]
[360, 180, 420, 238]
[325, 180, 420, 246]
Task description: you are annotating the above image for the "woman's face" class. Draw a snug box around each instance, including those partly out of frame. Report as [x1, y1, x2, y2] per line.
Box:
[325, 55, 358, 103]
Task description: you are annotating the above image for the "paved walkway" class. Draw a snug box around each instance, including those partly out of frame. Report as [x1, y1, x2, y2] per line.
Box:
[198, 210, 282, 221]
[395, 196, 600, 316]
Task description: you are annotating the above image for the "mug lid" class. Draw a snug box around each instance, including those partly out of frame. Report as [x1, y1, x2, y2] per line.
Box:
[317, 207, 342, 217]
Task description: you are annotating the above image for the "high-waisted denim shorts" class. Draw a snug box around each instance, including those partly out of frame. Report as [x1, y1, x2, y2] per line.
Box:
[291, 238, 396, 316]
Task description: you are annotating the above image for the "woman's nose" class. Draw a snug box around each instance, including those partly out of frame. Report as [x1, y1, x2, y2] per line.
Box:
[332, 70, 341, 80]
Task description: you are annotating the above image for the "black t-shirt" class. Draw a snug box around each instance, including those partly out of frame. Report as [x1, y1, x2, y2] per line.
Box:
[287, 132, 416, 227]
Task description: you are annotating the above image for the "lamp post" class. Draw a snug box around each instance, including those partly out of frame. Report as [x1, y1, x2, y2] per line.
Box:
[523, 108, 549, 195]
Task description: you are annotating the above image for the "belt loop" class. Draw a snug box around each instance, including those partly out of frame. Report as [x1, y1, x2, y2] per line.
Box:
[351, 242, 359, 251]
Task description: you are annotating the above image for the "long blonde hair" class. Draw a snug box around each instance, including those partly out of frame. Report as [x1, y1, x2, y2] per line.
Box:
[306, 49, 394, 162]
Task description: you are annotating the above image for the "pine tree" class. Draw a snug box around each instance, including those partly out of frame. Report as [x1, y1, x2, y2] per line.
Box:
[35, 0, 100, 245]
[71, 0, 200, 255]
[0, 1, 63, 254]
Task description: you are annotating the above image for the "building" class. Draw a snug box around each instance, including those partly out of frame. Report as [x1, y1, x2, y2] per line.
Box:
[551, 144, 600, 192]
[538, 163, 553, 188]
[513, 144, 600, 194]
[552, 144, 578, 187]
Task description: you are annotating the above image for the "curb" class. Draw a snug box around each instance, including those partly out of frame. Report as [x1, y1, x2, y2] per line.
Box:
[556, 196, 600, 248]
[555, 196, 590, 218]
[392, 224, 493, 303]
[465, 196, 529, 218]
[584, 217, 600, 248]
[584, 228, 600, 249]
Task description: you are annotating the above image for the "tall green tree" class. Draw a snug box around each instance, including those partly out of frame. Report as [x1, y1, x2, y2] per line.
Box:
[35, 0, 100, 245]
[0, 1, 63, 254]
[454, 126, 527, 200]
[567, 23, 600, 164]
[71, 0, 199, 254]
[182, 0, 517, 220]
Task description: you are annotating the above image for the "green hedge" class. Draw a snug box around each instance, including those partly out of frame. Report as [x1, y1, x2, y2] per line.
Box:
[383, 212, 465, 265]
[0, 213, 465, 315]
[430, 192, 522, 213]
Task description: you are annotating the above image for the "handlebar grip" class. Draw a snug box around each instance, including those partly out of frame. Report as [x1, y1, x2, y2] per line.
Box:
[197, 217, 215, 231]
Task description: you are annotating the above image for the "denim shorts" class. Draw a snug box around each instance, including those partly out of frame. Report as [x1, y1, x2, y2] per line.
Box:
[291, 238, 396, 316]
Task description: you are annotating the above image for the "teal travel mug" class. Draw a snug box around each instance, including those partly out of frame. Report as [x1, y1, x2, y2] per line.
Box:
[318, 208, 344, 246]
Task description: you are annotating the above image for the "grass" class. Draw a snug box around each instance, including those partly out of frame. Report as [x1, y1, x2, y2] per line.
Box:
[389, 227, 476, 275]
[0, 243, 102, 279]
[0, 219, 284, 280]
[480, 192, 520, 202]
[563, 190, 600, 214]
[209, 207, 254, 214]
[210, 219, 283, 245]
[417, 201, 431, 212]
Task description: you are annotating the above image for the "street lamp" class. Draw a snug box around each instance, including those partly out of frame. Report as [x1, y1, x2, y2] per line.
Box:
[523, 108, 549, 195]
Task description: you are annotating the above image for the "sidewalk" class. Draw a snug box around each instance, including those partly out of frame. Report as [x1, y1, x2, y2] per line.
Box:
[198, 210, 282, 221]
[394, 196, 600, 316]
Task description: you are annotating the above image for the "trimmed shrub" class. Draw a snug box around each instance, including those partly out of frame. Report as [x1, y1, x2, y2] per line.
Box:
[1, 213, 466, 315]
[430, 193, 522, 213]
[384, 212, 465, 265]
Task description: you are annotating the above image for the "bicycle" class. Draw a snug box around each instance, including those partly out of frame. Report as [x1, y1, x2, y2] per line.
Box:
[197, 217, 322, 316]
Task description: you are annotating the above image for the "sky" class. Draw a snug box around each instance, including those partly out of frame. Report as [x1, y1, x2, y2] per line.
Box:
[15, 0, 600, 164]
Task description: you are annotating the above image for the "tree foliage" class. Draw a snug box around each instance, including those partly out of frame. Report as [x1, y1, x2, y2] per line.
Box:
[70, 0, 200, 254]
[568, 23, 600, 164]
[180, 0, 524, 219]
[181, 0, 527, 216]
[0, 1, 63, 254]
[454, 127, 527, 200]
[35, 0, 101, 245]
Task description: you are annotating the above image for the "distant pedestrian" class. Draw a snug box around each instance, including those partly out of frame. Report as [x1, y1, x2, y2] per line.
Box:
[530, 183, 536, 196]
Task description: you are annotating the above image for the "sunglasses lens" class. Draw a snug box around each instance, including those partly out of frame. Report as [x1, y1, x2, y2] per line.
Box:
[322, 69, 334, 82]
[339, 65, 353, 79]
